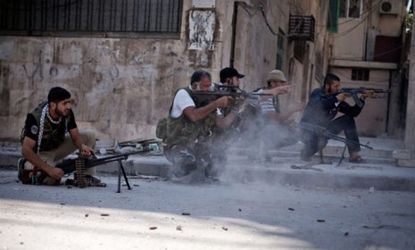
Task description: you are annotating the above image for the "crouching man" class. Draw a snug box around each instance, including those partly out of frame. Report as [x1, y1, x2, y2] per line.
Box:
[157, 70, 234, 182]
[18, 87, 103, 186]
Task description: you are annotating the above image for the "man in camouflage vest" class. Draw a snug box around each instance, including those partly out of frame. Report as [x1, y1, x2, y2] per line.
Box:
[157, 70, 235, 182]
[18, 87, 101, 185]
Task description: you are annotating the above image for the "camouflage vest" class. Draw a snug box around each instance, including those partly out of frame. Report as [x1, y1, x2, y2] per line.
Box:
[22, 102, 70, 152]
[156, 88, 216, 149]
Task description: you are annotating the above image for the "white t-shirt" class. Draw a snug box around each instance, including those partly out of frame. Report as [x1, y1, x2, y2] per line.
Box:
[170, 89, 196, 118]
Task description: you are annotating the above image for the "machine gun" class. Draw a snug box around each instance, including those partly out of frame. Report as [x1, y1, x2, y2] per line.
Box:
[21, 139, 161, 193]
[337, 87, 391, 108]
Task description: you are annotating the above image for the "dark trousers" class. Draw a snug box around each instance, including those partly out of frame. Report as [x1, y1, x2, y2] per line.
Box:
[301, 115, 361, 159]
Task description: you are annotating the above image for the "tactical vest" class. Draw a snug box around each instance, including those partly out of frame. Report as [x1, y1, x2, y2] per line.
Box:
[156, 88, 216, 149]
[21, 102, 70, 152]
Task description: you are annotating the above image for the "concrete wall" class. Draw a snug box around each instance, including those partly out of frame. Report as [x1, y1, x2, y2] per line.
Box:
[0, 0, 207, 141]
[0, 0, 331, 141]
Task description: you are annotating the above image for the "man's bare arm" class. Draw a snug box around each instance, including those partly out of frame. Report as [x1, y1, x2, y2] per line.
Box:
[215, 112, 237, 129]
[21, 137, 64, 180]
[183, 96, 231, 122]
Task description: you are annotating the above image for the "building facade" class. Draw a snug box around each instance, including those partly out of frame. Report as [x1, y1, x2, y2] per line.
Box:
[328, 0, 408, 137]
[0, 0, 411, 165]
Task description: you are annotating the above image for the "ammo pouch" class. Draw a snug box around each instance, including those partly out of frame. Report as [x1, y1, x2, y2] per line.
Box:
[156, 117, 169, 140]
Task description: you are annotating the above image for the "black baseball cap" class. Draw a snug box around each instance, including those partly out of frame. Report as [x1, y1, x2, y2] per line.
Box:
[219, 67, 245, 82]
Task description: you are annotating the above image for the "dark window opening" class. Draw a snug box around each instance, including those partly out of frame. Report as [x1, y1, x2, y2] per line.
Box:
[351, 68, 369, 81]
[276, 29, 285, 70]
[339, 0, 361, 18]
[294, 40, 306, 62]
[0, 0, 183, 37]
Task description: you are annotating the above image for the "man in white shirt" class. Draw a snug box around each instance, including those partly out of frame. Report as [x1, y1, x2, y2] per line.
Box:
[161, 70, 235, 181]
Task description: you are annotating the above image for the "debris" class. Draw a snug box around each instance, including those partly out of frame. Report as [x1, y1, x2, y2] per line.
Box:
[60, 203, 65, 205]
[176, 225, 182, 231]
[317, 219, 325, 223]
[85, 214, 89, 217]
[66, 185, 72, 189]
[344, 232, 349, 236]
[363, 225, 400, 230]
[19, 242, 24, 245]
[238, 208, 242, 212]
[100, 213, 110, 217]
[133, 184, 140, 187]
[291, 164, 323, 172]
[222, 227, 228, 231]
[181, 212, 191, 216]
[369, 187, 375, 193]
[288, 208, 295, 211]
[149, 226, 157, 230]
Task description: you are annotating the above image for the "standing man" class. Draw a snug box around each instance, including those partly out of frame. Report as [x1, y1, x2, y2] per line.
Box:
[157, 70, 234, 180]
[300, 73, 370, 162]
[18, 87, 101, 185]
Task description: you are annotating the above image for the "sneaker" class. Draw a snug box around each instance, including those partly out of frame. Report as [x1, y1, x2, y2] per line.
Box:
[349, 156, 366, 163]
[85, 175, 106, 187]
[17, 158, 26, 180]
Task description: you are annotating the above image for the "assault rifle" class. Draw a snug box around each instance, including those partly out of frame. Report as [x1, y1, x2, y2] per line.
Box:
[191, 85, 273, 107]
[337, 87, 391, 108]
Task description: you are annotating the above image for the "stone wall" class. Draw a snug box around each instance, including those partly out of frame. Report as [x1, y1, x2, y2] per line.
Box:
[0, 0, 328, 141]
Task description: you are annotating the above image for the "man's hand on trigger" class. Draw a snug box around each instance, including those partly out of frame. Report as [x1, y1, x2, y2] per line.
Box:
[80, 144, 94, 156]
[336, 93, 350, 102]
[47, 167, 64, 180]
[215, 96, 233, 108]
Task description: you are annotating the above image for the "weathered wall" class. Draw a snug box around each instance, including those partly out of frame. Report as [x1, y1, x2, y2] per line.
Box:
[0, 37, 195, 140]
[0, 0, 222, 141]
[0, 0, 331, 141]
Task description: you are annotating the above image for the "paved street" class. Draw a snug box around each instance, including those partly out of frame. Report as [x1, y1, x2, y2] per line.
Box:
[0, 170, 414, 250]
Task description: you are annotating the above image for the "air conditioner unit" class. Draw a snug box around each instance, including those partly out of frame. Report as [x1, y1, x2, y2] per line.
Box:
[379, 0, 400, 15]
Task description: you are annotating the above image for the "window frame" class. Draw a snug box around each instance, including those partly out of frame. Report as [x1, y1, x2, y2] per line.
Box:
[0, 0, 183, 39]
[339, 0, 363, 19]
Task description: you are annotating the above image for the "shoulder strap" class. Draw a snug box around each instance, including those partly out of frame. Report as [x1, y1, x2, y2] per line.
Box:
[168, 87, 194, 114]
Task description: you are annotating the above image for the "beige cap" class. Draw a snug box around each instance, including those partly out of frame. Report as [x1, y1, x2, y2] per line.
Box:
[266, 70, 287, 82]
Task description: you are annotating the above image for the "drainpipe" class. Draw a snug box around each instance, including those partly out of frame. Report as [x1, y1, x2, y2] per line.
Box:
[230, 1, 240, 68]
[385, 69, 392, 134]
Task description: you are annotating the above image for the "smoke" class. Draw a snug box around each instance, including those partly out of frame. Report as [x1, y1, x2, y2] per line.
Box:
[211, 98, 303, 184]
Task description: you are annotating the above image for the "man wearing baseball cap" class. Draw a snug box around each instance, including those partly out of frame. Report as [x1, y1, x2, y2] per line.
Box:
[219, 67, 245, 86]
